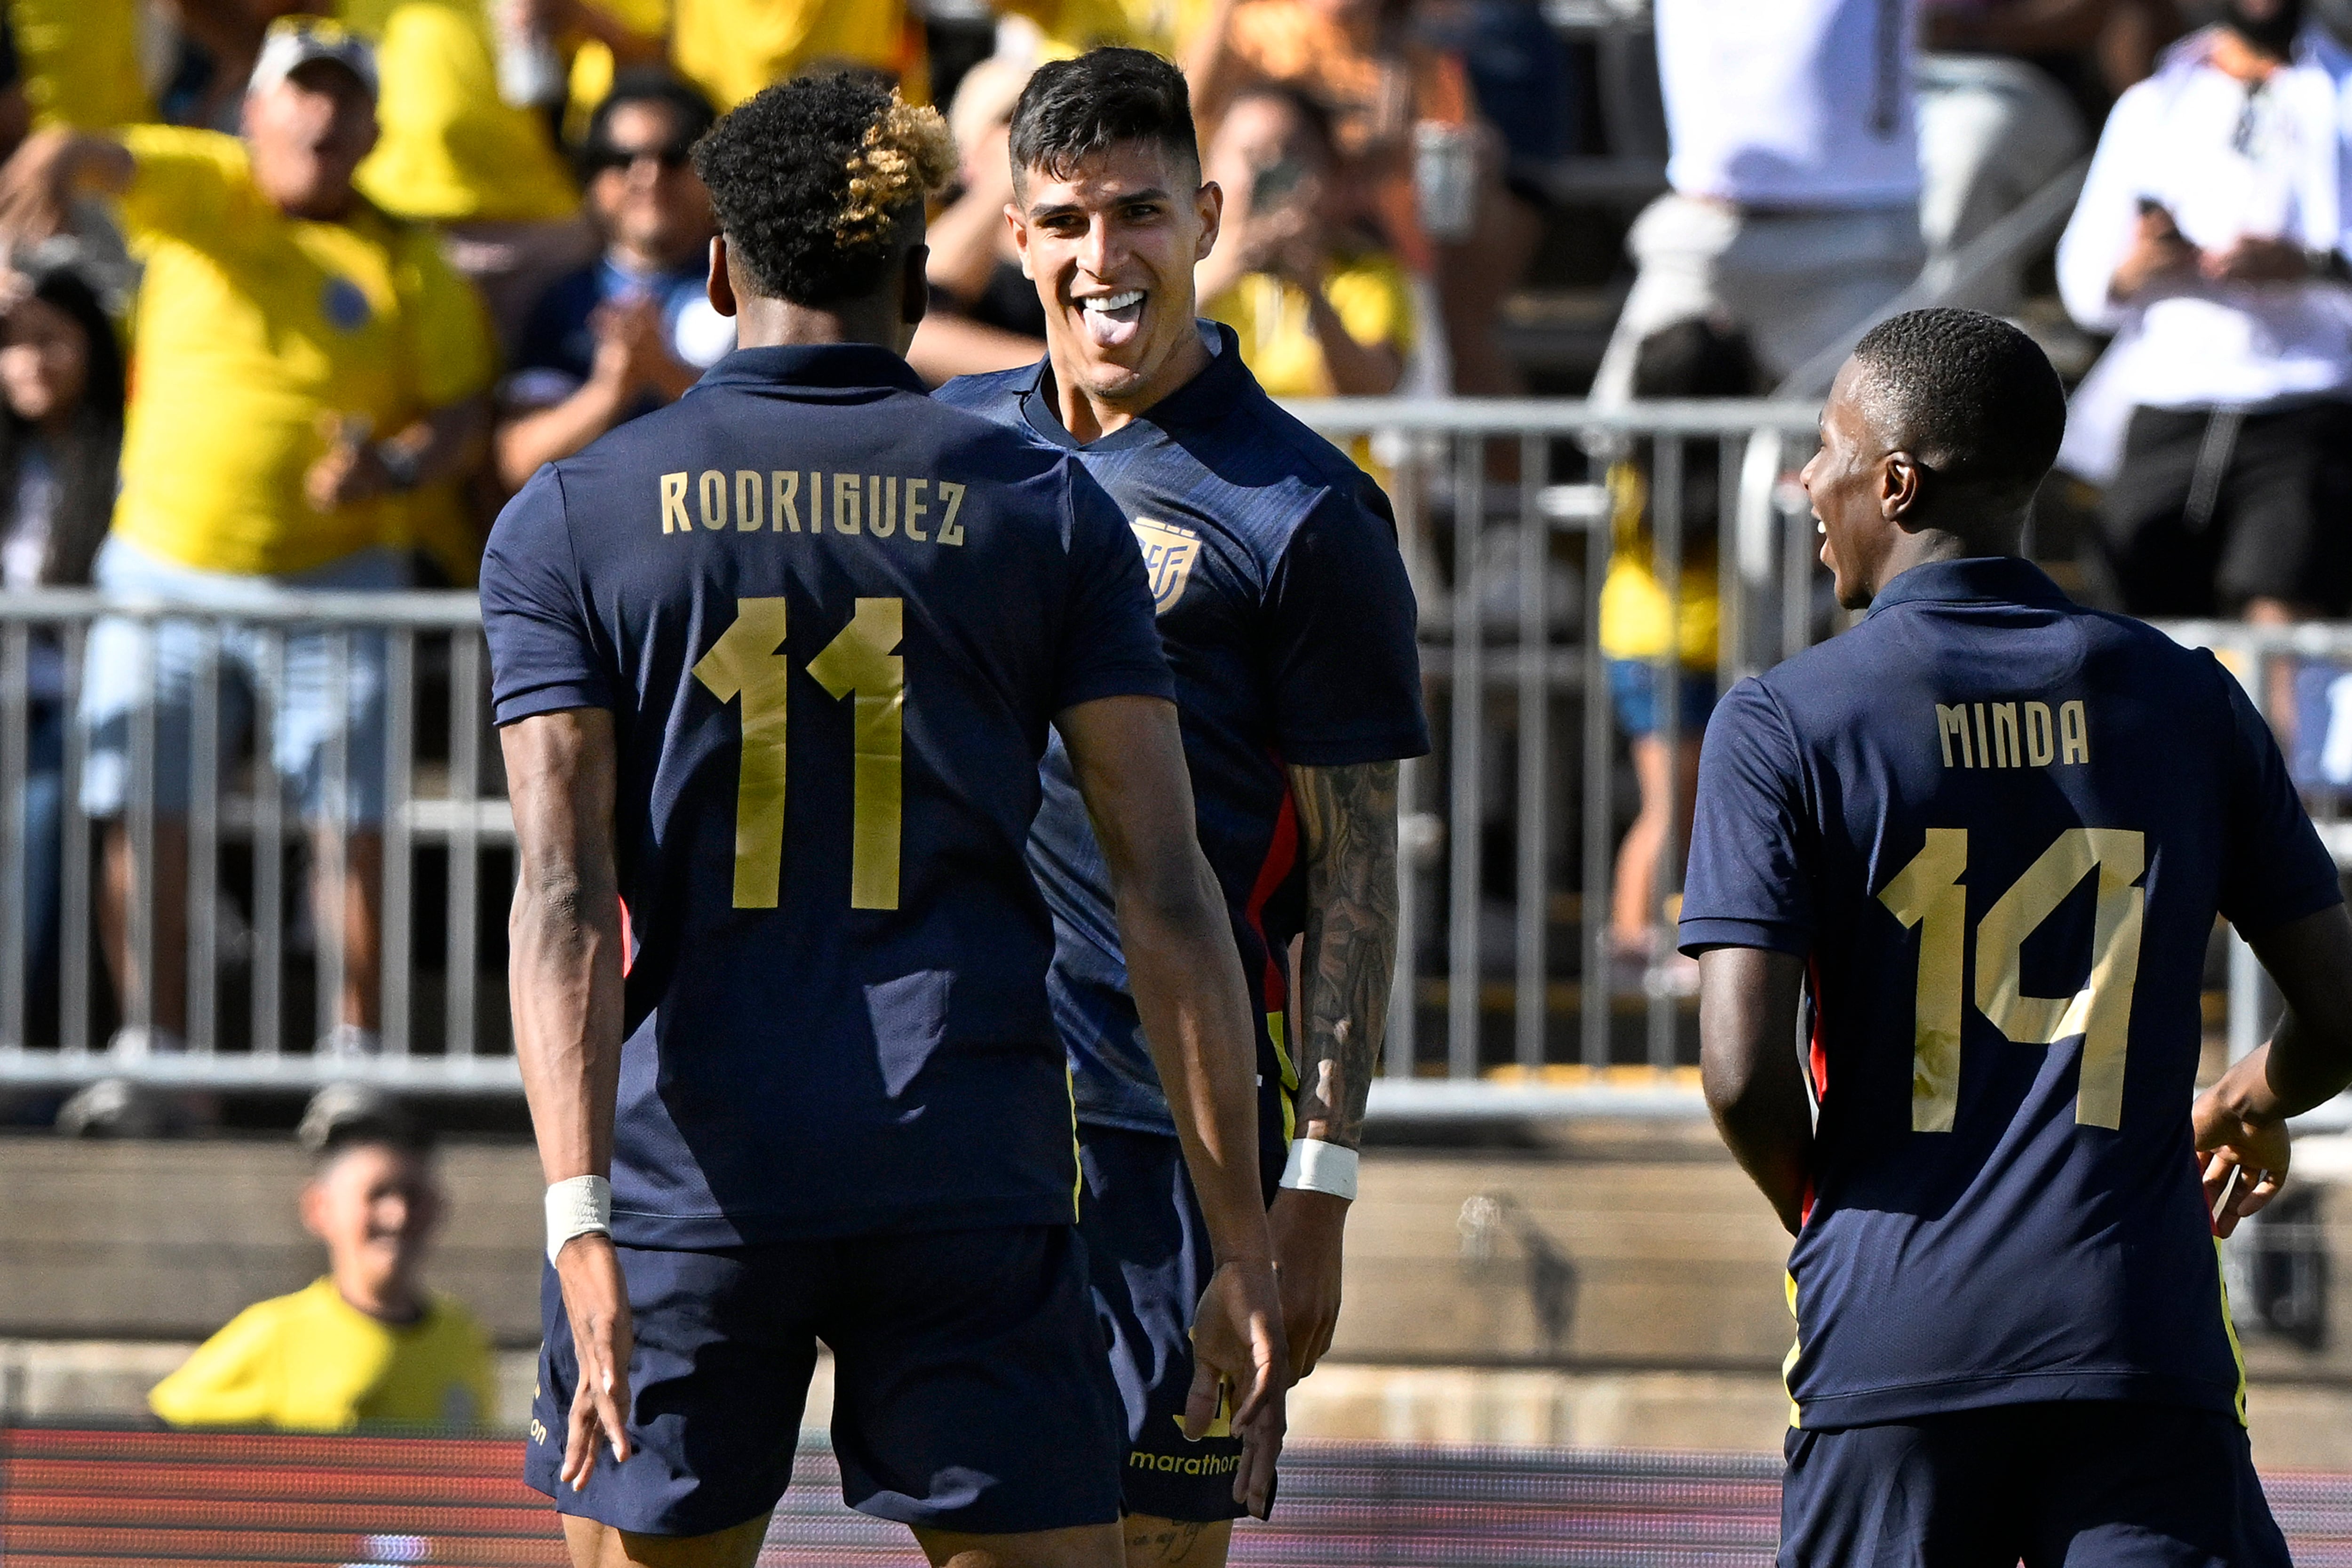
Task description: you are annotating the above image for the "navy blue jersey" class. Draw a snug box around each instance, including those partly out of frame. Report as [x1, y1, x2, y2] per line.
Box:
[936, 328, 1430, 1136]
[479, 345, 1174, 1248]
[1680, 557, 2342, 1428]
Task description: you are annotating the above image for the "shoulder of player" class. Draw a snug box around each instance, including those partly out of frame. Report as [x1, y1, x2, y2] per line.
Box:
[1217, 376, 1380, 502]
[931, 364, 1040, 423]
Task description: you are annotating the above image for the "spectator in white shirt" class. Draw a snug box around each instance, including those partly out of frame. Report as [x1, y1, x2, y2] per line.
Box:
[2056, 0, 2352, 623]
[1593, 0, 1925, 402]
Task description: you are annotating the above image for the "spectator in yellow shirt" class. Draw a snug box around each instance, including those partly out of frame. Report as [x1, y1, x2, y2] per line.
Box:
[149, 1094, 494, 1430]
[1198, 85, 1410, 402]
[10, 0, 151, 130]
[0, 18, 493, 1088]
[1596, 318, 1752, 994]
[670, 0, 921, 111]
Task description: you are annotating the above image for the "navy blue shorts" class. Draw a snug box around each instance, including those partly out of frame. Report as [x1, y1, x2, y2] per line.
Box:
[1780, 1401, 2290, 1568]
[1078, 1119, 1283, 1523]
[525, 1226, 1125, 1539]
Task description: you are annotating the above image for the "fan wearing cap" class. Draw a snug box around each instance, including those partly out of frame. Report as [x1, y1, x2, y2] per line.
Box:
[0, 16, 494, 1093]
[147, 1093, 493, 1431]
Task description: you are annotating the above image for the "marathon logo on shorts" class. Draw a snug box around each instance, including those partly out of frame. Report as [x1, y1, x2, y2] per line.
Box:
[659, 470, 967, 545]
[1131, 518, 1200, 615]
[1131, 1448, 1241, 1476]
[1936, 700, 2089, 769]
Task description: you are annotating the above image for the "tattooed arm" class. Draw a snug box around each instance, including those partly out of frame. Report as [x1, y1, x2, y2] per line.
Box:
[1269, 758, 1400, 1377]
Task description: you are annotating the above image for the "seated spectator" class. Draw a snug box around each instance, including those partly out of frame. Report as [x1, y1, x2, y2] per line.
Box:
[1197, 85, 1410, 398]
[0, 263, 122, 1039]
[2055, 0, 2352, 626]
[0, 19, 494, 1091]
[148, 1093, 493, 1430]
[496, 72, 724, 491]
[1597, 318, 1752, 993]
[906, 51, 1049, 383]
[1593, 0, 1924, 401]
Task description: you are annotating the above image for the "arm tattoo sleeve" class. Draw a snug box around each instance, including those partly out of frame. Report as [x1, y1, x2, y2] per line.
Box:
[1287, 759, 1401, 1149]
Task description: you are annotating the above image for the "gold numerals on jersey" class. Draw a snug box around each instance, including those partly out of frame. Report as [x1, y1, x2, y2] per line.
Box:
[691, 596, 906, 912]
[1877, 828, 2147, 1131]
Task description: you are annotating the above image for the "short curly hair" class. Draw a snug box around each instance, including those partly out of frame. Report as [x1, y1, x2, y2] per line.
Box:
[1851, 308, 2066, 503]
[691, 72, 955, 307]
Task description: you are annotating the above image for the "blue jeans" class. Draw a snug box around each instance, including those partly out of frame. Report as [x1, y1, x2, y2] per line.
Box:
[79, 537, 399, 824]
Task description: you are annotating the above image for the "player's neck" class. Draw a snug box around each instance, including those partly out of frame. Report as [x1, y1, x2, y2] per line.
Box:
[731, 296, 908, 355]
[1869, 526, 2017, 600]
[1048, 322, 1212, 444]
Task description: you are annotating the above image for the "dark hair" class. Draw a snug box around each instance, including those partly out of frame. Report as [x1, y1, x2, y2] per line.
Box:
[1226, 82, 1337, 168]
[6, 264, 123, 430]
[691, 72, 955, 306]
[1850, 307, 2066, 503]
[299, 1083, 432, 1166]
[1008, 47, 1199, 186]
[581, 68, 718, 178]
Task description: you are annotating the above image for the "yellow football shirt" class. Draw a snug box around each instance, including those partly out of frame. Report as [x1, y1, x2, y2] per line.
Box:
[148, 1277, 494, 1431]
[1000, 0, 1217, 59]
[11, 0, 153, 129]
[110, 127, 498, 578]
[1596, 462, 1720, 669]
[1204, 251, 1415, 402]
[342, 0, 581, 223]
[670, 0, 920, 111]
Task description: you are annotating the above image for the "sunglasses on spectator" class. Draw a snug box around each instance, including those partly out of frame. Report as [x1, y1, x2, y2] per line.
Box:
[590, 141, 695, 174]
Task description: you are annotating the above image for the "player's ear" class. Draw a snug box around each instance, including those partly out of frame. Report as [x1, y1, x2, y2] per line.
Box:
[1880, 451, 1922, 524]
[1008, 194, 1034, 279]
[707, 235, 737, 319]
[1196, 178, 1224, 263]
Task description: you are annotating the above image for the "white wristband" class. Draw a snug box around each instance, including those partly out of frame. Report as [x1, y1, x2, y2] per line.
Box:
[545, 1175, 613, 1265]
[1278, 1138, 1359, 1202]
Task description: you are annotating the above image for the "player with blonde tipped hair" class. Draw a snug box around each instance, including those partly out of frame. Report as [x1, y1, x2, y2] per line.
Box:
[484, 70, 1285, 1568]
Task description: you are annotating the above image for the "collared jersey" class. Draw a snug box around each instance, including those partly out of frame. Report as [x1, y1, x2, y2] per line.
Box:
[147, 1279, 493, 1431]
[110, 127, 496, 577]
[480, 345, 1173, 1247]
[1680, 557, 2342, 1428]
[936, 327, 1430, 1136]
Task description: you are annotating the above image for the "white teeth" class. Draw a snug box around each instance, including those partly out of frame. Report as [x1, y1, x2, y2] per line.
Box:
[1081, 291, 1144, 311]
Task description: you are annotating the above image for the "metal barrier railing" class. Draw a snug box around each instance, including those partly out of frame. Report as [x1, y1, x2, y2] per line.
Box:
[2, 404, 2327, 1122]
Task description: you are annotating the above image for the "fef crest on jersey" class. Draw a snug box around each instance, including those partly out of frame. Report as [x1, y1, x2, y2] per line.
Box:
[1131, 518, 1200, 614]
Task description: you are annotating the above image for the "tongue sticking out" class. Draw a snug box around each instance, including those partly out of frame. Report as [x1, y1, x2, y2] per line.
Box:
[1081, 296, 1146, 349]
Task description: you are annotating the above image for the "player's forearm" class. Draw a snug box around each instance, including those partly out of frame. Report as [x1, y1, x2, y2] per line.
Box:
[1697, 946, 1812, 1235]
[501, 714, 626, 1185]
[2236, 904, 2352, 1123]
[1287, 761, 1400, 1150]
[1123, 855, 1278, 1265]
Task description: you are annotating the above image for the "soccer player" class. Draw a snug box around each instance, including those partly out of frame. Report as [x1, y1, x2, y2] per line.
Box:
[936, 48, 1428, 1565]
[480, 75, 1286, 1568]
[1685, 305, 2352, 1567]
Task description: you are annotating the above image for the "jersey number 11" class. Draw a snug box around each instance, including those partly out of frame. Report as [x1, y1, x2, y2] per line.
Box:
[1878, 827, 2146, 1133]
[692, 596, 905, 911]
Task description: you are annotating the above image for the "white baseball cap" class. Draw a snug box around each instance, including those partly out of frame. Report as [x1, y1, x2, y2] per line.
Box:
[249, 16, 379, 100]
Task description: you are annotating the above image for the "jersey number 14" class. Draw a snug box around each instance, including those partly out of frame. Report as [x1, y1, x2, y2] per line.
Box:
[692, 596, 905, 911]
[1878, 828, 2145, 1132]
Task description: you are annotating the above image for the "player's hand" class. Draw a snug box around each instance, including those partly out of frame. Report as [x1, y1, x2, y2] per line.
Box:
[1184, 1257, 1288, 1518]
[2193, 1088, 2290, 1239]
[1268, 1187, 1347, 1378]
[554, 1232, 635, 1488]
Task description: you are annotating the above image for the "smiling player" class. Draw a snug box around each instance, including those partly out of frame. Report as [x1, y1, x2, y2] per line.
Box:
[937, 49, 1428, 1566]
[1687, 307, 2352, 1567]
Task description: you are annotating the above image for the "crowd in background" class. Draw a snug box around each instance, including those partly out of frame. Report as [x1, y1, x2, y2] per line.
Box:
[0, 0, 2344, 1063]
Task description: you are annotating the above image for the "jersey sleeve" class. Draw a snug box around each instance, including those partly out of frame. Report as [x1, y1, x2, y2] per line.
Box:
[1053, 462, 1176, 713]
[1261, 486, 1431, 766]
[147, 1301, 281, 1428]
[2215, 656, 2343, 934]
[1678, 676, 1816, 955]
[115, 126, 250, 246]
[481, 466, 615, 723]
